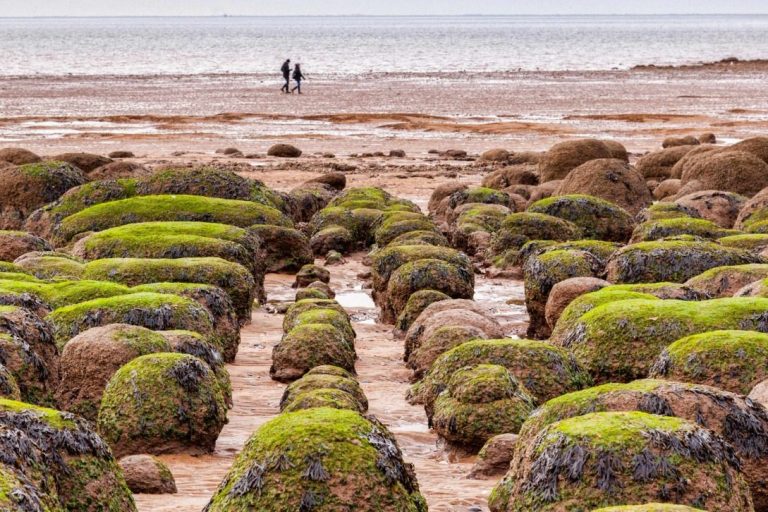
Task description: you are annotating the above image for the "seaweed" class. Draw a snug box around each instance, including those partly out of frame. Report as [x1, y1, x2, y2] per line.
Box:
[638, 393, 674, 416]
[229, 462, 265, 497]
[302, 456, 330, 482]
[167, 357, 207, 392]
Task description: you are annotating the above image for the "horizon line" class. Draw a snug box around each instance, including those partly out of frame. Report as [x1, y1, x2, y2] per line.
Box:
[2, 13, 768, 18]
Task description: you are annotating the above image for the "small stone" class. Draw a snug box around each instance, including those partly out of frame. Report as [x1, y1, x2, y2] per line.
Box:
[119, 454, 177, 494]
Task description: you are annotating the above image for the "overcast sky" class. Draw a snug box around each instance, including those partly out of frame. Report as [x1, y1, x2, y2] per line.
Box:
[3, 0, 768, 17]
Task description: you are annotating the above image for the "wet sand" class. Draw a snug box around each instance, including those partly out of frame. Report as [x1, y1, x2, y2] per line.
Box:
[134, 255, 527, 512]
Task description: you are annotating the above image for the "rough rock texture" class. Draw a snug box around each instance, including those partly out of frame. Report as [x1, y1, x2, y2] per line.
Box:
[468, 433, 519, 479]
[555, 159, 652, 215]
[636, 146, 695, 180]
[527, 194, 635, 243]
[0, 147, 42, 165]
[0, 231, 51, 262]
[51, 152, 112, 173]
[674, 190, 747, 228]
[538, 139, 613, 182]
[681, 150, 768, 196]
[119, 454, 178, 494]
[545, 277, 610, 330]
[267, 143, 302, 158]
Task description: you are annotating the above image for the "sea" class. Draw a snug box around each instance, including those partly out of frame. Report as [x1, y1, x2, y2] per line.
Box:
[1, 14, 768, 76]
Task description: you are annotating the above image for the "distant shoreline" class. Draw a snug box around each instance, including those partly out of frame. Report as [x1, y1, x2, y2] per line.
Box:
[3, 13, 768, 19]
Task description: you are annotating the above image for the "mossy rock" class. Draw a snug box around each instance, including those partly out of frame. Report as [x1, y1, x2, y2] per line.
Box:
[131, 282, 241, 361]
[448, 187, 512, 210]
[684, 263, 768, 298]
[295, 287, 330, 300]
[524, 248, 603, 339]
[310, 207, 384, 247]
[517, 378, 768, 511]
[488, 411, 752, 512]
[0, 278, 130, 309]
[310, 225, 355, 255]
[607, 282, 709, 301]
[23, 179, 138, 240]
[280, 372, 368, 412]
[517, 239, 621, 268]
[430, 364, 536, 448]
[285, 308, 356, 345]
[719, 233, 768, 251]
[528, 194, 635, 242]
[591, 505, 706, 512]
[407, 324, 495, 378]
[0, 363, 20, 400]
[282, 388, 365, 413]
[489, 212, 583, 264]
[57, 194, 291, 243]
[135, 166, 254, 199]
[556, 297, 768, 384]
[550, 289, 659, 345]
[329, 187, 391, 209]
[605, 241, 761, 284]
[370, 244, 472, 297]
[271, 324, 356, 382]
[636, 202, 701, 223]
[650, 330, 768, 395]
[0, 306, 59, 406]
[249, 224, 313, 273]
[204, 407, 427, 512]
[0, 398, 136, 511]
[283, 299, 347, 332]
[408, 339, 591, 408]
[388, 230, 449, 247]
[374, 214, 438, 247]
[15, 254, 85, 280]
[630, 217, 739, 243]
[294, 264, 331, 289]
[394, 289, 450, 333]
[82, 257, 255, 322]
[48, 292, 216, 351]
[118, 453, 178, 495]
[289, 183, 338, 223]
[158, 329, 232, 408]
[382, 258, 475, 324]
[0, 461, 62, 511]
[0, 230, 51, 262]
[76, 220, 264, 278]
[55, 324, 171, 421]
[97, 353, 227, 458]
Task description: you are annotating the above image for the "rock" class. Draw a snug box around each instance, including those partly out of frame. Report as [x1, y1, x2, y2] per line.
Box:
[662, 135, 701, 148]
[444, 149, 468, 158]
[0, 147, 41, 165]
[389, 149, 406, 158]
[652, 178, 682, 199]
[250, 224, 313, 273]
[215, 147, 242, 155]
[636, 146, 695, 180]
[545, 277, 610, 329]
[324, 250, 346, 265]
[90, 160, 153, 180]
[304, 171, 347, 191]
[279, 369, 367, 413]
[271, 322, 356, 382]
[293, 264, 331, 288]
[539, 139, 614, 182]
[119, 454, 177, 494]
[526, 180, 562, 203]
[699, 132, 717, 144]
[51, 152, 112, 173]
[528, 194, 635, 242]
[729, 136, 768, 164]
[108, 150, 135, 158]
[555, 158, 652, 215]
[267, 143, 302, 158]
[0, 231, 51, 262]
[629, 217, 738, 243]
[686, 263, 768, 297]
[489, 411, 752, 512]
[680, 150, 768, 196]
[428, 182, 468, 214]
[481, 165, 539, 190]
[601, 140, 629, 161]
[468, 433, 519, 479]
[480, 148, 511, 162]
[489, 212, 582, 267]
[97, 353, 228, 457]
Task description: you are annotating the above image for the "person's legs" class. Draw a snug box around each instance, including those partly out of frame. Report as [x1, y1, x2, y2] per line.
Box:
[282, 75, 290, 92]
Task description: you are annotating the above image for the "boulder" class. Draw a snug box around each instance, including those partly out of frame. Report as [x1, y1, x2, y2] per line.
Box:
[555, 159, 652, 215]
[635, 146, 695, 180]
[119, 454, 177, 494]
[0, 147, 41, 165]
[467, 433, 519, 479]
[527, 194, 635, 242]
[662, 135, 700, 148]
[538, 139, 613, 182]
[267, 143, 302, 158]
[51, 152, 112, 173]
[545, 277, 610, 330]
[680, 150, 768, 196]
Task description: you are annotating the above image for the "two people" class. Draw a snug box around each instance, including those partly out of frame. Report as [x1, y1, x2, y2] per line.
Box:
[280, 59, 305, 94]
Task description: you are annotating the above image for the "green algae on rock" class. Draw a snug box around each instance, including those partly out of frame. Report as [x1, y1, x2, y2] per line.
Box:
[488, 411, 753, 512]
[97, 353, 227, 458]
[684, 264, 768, 298]
[489, 212, 583, 266]
[528, 194, 635, 242]
[629, 217, 739, 243]
[248, 224, 313, 273]
[270, 323, 357, 382]
[394, 289, 450, 334]
[650, 330, 768, 395]
[204, 407, 427, 512]
[280, 371, 368, 413]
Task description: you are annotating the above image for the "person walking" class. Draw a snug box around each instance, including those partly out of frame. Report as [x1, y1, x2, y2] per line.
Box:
[280, 59, 291, 93]
[290, 63, 305, 94]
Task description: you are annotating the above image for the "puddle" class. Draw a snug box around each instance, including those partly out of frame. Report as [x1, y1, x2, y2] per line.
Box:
[336, 290, 376, 309]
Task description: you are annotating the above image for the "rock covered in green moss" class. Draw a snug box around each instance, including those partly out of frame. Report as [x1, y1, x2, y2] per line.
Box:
[54, 324, 171, 421]
[135, 166, 254, 200]
[389, 229, 449, 247]
[524, 248, 603, 339]
[450, 203, 511, 253]
[544, 276, 610, 330]
[118, 454, 177, 494]
[249, 224, 313, 272]
[0, 460, 62, 511]
[629, 217, 738, 243]
[280, 370, 368, 413]
[310, 207, 383, 247]
[517, 378, 768, 511]
[0, 398, 136, 511]
[674, 189, 747, 229]
[295, 287, 330, 300]
[590, 505, 706, 512]
[528, 194, 635, 242]
[394, 289, 450, 334]
[719, 233, 768, 251]
[271, 324, 356, 382]
[489, 212, 582, 266]
[604, 240, 761, 284]
[47, 292, 216, 351]
[0, 162, 88, 230]
[556, 297, 768, 383]
[650, 330, 768, 395]
[57, 194, 291, 243]
[0, 363, 20, 400]
[282, 299, 346, 330]
[97, 353, 227, 457]
[636, 202, 701, 224]
[382, 258, 474, 324]
[683, 263, 768, 298]
[489, 411, 753, 512]
[0, 278, 129, 309]
[374, 212, 438, 247]
[408, 339, 591, 408]
[204, 407, 426, 512]
[430, 364, 535, 447]
[82, 257, 256, 322]
[14, 253, 85, 280]
[284, 307, 356, 344]
[293, 263, 330, 289]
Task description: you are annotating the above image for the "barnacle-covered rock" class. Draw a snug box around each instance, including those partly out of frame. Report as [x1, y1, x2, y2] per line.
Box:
[204, 408, 426, 511]
[430, 364, 536, 447]
[528, 195, 634, 242]
[489, 411, 753, 512]
[97, 353, 227, 457]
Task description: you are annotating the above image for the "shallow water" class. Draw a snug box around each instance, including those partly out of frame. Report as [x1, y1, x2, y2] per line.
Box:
[4, 15, 768, 76]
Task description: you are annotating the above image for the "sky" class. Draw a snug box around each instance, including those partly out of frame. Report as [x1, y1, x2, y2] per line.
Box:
[3, 0, 768, 16]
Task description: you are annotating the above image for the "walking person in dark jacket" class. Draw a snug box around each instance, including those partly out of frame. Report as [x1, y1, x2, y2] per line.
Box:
[290, 63, 305, 94]
[280, 59, 291, 93]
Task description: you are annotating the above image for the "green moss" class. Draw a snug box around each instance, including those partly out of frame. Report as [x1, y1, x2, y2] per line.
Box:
[528, 194, 635, 242]
[248, 224, 313, 272]
[490, 212, 583, 261]
[16, 255, 85, 280]
[306, 365, 354, 378]
[204, 407, 427, 512]
[0, 398, 76, 429]
[82, 257, 255, 321]
[375, 215, 438, 247]
[271, 324, 357, 382]
[0, 464, 61, 511]
[591, 505, 707, 512]
[282, 388, 365, 413]
[684, 263, 768, 297]
[371, 244, 472, 294]
[630, 217, 739, 243]
[289, 308, 356, 345]
[558, 297, 768, 384]
[650, 330, 768, 394]
[551, 411, 686, 449]
[97, 353, 227, 457]
[409, 339, 591, 407]
[719, 233, 768, 251]
[0, 279, 130, 309]
[48, 292, 215, 350]
[283, 299, 346, 332]
[605, 240, 760, 283]
[395, 289, 450, 332]
[295, 287, 330, 300]
[388, 230, 449, 247]
[280, 373, 368, 412]
[0, 364, 20, 400]
[0, 262, 29, 274]
[639, 202, 701, 222]
[58, 194, 291, 242]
